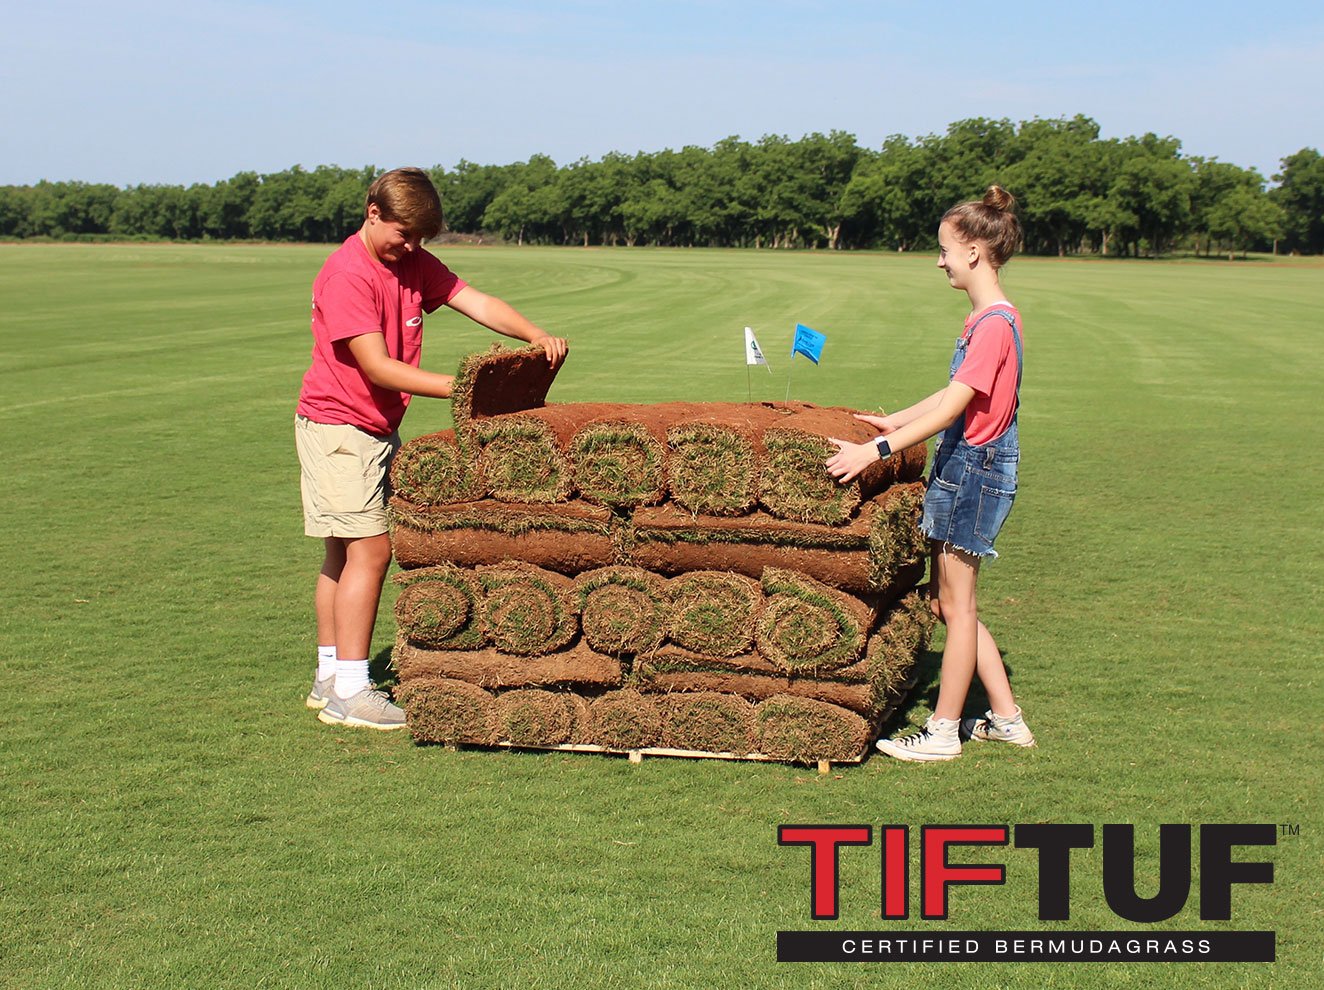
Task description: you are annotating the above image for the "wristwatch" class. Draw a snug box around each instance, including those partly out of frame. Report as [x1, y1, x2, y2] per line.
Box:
[874, 437, 892, 460]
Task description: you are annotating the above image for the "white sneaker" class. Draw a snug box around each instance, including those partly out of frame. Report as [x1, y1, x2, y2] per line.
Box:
[317, 685, 407, 730]
[875, 716, 962, 762]
[961, 707, 1036, 747]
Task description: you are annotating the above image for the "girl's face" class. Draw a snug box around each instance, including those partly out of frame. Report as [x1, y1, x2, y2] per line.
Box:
[936, 220, 980, 290]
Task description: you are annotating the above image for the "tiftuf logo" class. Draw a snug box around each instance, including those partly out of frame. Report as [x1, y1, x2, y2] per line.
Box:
[775, 823, 1277, 963]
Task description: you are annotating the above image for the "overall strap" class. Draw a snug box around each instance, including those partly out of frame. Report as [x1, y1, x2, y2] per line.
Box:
[967, 308, 1023, 394]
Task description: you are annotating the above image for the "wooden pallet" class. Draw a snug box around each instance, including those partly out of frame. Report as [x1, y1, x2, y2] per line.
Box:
[492, 740, 863, 774]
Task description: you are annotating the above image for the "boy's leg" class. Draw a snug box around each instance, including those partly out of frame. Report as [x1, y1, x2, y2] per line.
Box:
[330, 533, 392, 662]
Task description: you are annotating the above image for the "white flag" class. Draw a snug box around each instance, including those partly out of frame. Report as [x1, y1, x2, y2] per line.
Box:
[744, 326, 771, 370]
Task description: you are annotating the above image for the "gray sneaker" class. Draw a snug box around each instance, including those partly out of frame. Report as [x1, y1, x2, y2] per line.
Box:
[306, 674, 335, 711]
[317, 685, 407, 730]
[961, 707, 1036, 747]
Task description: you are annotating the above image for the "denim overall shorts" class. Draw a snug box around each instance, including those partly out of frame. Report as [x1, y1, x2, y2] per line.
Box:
[918, 309, 1023, 558]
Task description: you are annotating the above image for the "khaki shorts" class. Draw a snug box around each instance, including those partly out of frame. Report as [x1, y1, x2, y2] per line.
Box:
[295, 415, 401, 538]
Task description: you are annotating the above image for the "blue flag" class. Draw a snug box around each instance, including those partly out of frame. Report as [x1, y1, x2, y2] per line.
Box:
[791, 323, 826, 364]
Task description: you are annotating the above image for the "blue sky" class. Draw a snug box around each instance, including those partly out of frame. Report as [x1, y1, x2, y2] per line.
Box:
[2, 0, 1320, 186]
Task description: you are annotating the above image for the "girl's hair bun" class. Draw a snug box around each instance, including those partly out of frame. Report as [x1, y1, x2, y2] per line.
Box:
[982, 185, 1017, 213]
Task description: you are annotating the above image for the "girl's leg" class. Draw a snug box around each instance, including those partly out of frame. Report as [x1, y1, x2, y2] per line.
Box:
[929, 544, 1018, 718]
[931, 544, 981, 722]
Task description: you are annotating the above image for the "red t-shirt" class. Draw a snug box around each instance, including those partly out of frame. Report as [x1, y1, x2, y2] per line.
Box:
[953, 303, 1022, 445]
[296, 234, 467, 435]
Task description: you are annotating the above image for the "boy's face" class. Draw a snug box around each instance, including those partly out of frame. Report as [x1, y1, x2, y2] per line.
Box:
[363, 204, 421, 263]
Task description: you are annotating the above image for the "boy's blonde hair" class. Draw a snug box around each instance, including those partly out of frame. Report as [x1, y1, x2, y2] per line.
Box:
[942, 185, 1022, 270]
[364, 167, 444, 240]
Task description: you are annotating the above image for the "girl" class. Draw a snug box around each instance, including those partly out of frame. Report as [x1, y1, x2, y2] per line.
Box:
[826, 185, 1033, 762]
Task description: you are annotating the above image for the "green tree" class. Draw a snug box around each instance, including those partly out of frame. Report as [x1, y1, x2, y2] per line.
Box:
[1272, 148, 1324, 254]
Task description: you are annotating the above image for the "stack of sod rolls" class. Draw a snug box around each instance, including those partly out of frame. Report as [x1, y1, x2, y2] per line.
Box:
[388, 346, 935, 765]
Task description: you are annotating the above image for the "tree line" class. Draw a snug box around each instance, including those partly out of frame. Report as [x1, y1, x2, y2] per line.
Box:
[3, 117, 1321, 257]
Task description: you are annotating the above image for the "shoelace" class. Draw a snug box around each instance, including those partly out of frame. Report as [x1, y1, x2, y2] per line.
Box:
[897, 726, 933, 748]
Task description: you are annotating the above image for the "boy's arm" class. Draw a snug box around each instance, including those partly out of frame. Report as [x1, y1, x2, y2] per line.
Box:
[445, 286, 568, 368]
[825, 381, 975, 483]
[346, 333, 455, 398]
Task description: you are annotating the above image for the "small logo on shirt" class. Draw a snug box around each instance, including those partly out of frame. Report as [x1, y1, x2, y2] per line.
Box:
[406, 316, 423, 327]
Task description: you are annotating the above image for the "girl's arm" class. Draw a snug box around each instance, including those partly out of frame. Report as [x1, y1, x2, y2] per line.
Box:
[826, 381, 976, 483]
[446, 286, 568, 368]
[854, 388, 948, 433]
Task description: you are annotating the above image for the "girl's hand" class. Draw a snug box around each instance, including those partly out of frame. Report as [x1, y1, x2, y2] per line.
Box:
[825, 439, 878, 483]
[853, 412, 897, 433]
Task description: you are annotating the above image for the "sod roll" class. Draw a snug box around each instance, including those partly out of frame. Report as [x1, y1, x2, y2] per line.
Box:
[574, 566, 671, 656]
[755, 568, 872, 673]
[588, 689, 662, 749]
[393, 565, 486, 650]
[656, 691, 757, 754]
[477, 562, 579, 655]
[868, 481, 930, 589]
[396, 677, 498, 745]
[389, 498, 617, 574]
[755, 695, 870, 763]
[570, 417, 668, 509]
[451, 344, 560, 439]
[667, 571, 762, 657]
[474, 415, 573, 503]
[394, 639, 624, 691]
[665, 421, 761, 516]
[389, 430, 486, 506]
[495, 688, 587, 747]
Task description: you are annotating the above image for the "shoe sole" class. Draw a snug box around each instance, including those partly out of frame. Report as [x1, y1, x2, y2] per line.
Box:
[316, 709, 407, 730]
[874, 739, 960, 762]
[306, 694, 329, 711]
[970, 734, 1037, 747]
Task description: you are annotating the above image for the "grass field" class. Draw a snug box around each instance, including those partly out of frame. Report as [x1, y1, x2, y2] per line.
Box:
[1, 242, 1320, 989]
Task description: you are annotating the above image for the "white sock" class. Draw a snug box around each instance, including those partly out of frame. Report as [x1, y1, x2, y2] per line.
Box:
[317, 646, 337, 681]
[335, 659, 370, 698]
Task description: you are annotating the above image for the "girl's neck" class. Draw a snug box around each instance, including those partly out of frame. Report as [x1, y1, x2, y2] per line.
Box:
[965, 277, 1009, 315]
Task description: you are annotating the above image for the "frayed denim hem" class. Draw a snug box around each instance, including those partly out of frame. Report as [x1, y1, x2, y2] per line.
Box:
[919, 527, 1000, 560]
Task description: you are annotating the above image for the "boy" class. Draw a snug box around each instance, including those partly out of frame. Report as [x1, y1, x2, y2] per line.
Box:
[295, 167, 567, 729]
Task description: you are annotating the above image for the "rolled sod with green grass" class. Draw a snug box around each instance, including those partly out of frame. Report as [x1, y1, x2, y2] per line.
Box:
[389, 430, 486, 506]
[755, 695, 870, 763]
[867, 481, 929, 590]
[477, 562, 579, 655]
[393, 564, 486, 650]
[755, 568, 872, 673]
[570, 416, 668, 509]
[396, 676, 498, 746]
[394, 639, 624, 691]
[588, 689, 662, 749]
[667, 571, 762, 657]
[494, 689, 586, 747]
[656, 691, 756, 754]
[390, 498, 617, 574]
[858, 590, 934, 707]
[759, 407, 926, 525]
[474, 415, 573, 503]
[573, 566, 671, 656]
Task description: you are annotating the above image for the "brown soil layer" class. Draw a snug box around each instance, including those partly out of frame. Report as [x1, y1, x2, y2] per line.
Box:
[389, 498, 617, 573]
[454, 345, 561, 431]
[394, 640, 624, 691]
[639, 668, 875, 716]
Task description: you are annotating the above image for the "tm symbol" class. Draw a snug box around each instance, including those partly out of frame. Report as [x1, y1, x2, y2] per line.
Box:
[1279, 824, 1300, 837]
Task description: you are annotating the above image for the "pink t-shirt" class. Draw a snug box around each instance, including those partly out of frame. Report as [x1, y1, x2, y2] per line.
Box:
[953, 304, 1022, 446]
[296, 234, 467, 435]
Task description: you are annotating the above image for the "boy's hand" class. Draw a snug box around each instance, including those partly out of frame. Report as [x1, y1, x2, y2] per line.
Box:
[531, 333, 568, 369]
[825, 439, 879, 484]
